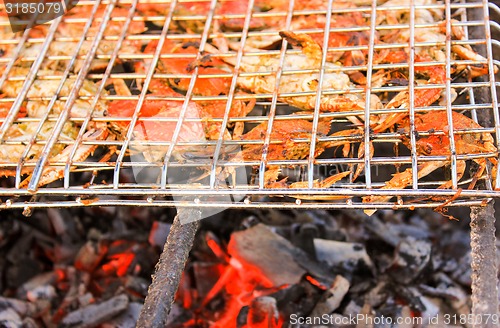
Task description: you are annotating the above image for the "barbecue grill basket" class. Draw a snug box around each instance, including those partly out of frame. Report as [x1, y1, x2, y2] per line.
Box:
[0, 0, 499, 212]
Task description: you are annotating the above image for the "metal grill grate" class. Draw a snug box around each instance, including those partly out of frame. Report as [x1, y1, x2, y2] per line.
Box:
[0, 0, 499, 210]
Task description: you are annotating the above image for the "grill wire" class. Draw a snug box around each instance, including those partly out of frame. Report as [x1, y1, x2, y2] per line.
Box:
[0, 0, 499, 210]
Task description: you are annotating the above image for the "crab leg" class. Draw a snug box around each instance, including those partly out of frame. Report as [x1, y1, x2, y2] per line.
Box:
[363, 160, 447, 215]
[364, 111, 497, 214]
[240, 122, 365, 188]
[288, 171, 351, 200]
[372, 54, 446, 133]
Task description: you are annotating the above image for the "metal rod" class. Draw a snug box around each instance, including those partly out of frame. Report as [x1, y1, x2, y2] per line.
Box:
[444, 0, 459, 189]
[469, 203, 499, 327]
[257, 0, 295, 189]
[306, 0, 334, 189]
[0, 15, 62, 140]
[159, 0, 220, 188]
[136, 207, 201, 327]
[468, 2, 500, 324]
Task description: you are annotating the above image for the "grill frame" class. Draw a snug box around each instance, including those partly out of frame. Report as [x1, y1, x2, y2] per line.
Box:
[0, 0, 499, 210]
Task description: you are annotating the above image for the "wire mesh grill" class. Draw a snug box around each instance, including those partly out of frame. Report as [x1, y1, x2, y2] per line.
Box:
[0, 0, 499, 210]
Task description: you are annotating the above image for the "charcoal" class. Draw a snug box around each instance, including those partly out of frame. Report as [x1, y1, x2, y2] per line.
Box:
[0, 308, 22, 328]
[21, 318, 38, 328]
[148, 221, 171, 248]
[393, 286, 426, 313]
[236, 306, 249, 328]
[74, 240, 108, 272]
[0, 219, 21, 249]
[371, 304, 415, 328]
[53, 268, 91, 325]
[289, 249, 337, 286]
[48, 208, 80, 241]
[96, 207, 117, 217]
[60, 294, 129, 328]
[386, 223, 431, 240]
[439, 229, 471, 260]
[165, 303, 185, 326]
[240, 215, 260, 229]
[255, 209, 297, 226]
[0, 297, 37, 317]
[388, 237, 432, 284]
[0, 196, 484, 327]
[349, 211, 401, 247]
[347, 279, 372, 294]
[124, 276, 149, 298]
[432, 253, 448, 272]
[314, 239, 373, 274]
[363, 281, 389, 308]
[228, 224, 307, 287]
[342, 300, 363, 317]
[75, 294, 92, 309]
[16, 271, 59, 300]
[48, 208, 69, 236]
[424, 273, 470, 315]
[355, 303, 377, 328]
[6, 256, 42, 290]
[419, 284, 464, 302]
[53, 243, 81, 264]
[246, 297, 280, 327]
[291, 223, 318, 257]
[449, 252, 472, 286]
[299, 280, 326, 317]
[101, 302, 142, 328]
[298, 210, 347, 241]
[26, 284, 57, 302]
[310, 275, 350, 316]
[270, 284, 309, 316]
[203, 231, 227, 262]
[419, 296, 441, 323]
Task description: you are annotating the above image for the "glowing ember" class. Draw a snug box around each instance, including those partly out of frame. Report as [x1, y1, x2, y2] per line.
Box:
[101, 252, 135, 277]
[172, 230, 288, 327]
[305, 275, 328, 290]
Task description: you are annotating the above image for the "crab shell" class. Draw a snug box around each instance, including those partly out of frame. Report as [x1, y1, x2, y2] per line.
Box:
[400, 111, 497, 156]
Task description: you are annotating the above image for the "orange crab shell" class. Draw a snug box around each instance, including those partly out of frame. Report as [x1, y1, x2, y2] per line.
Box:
[141, 39, 232, 97]
[107, 92, 206, 143]
[240, 119, 332, 161]
[60, 5, 146, 36]
[400, 111, 496, 156]
[0, 96, 26, 128]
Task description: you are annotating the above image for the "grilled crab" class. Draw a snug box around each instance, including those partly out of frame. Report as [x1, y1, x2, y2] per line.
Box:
[363, 111, 498, 215]
[239, 117, 358, 188]
[208, 31, 372, 115]
[0, 68, 109, 188]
